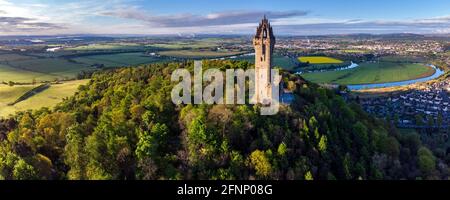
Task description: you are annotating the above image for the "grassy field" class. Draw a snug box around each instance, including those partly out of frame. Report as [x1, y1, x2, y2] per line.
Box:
[9, 58, 85, 75]
[65, 43, 143, 51]
[72, 52, 168, 67]
[299, 56, 344, 64]
[232, 54, 299, 70]
[0, 64, 59, 83]
[8, 58, 89, 76]
[379, 55, 426, 63]
[1, 51, 174, 83]
[147, 38, 237, 50]
[0, 79, 89, 117]
[302, 62, 435, 85]
[342, 49, 368, 53]
[149, 42, 218, 50]
[159, 50, 245, 58]
[0, 49, 241, 83]
[0, 53, 34, 62]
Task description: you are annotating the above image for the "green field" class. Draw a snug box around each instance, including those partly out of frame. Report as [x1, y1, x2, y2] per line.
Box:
[1, 52, 167, 83]
[232, 54, 299, 70]
[379, 55, 426, 63]
[0, 79, 89, 117]
[342, 49, 368, 53]
[0, 38, 250, 84]
[0, 64, 60, 82]
[299, 56, 344, 64]
[0, 53, 34, 62]
[149, 42, 218, 50]
[302, 62, 435, 85]
[147, 38, 238, 50]
[65, 43, 143, 51]
[159, 50, 245, 58]
[72, 52, 168, 67]
[8, 58, 89, 77]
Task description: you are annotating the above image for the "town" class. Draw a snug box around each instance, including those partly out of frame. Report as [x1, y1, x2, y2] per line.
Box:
[359, 78, 450, 129]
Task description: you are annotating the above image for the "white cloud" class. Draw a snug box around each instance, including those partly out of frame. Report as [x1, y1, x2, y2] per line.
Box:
[1, 0, 450, 35]
[99, 8, 309, 27]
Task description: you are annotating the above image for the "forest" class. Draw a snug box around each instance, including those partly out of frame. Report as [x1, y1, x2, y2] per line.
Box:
[0, 60, 445, 180]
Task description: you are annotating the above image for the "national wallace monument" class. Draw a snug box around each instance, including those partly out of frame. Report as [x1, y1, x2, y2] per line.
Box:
[253, 16, 276, 104]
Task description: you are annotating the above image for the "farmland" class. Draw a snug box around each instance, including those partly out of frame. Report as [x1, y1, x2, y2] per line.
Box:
[65, 43, 143, 51]
[149, 41, 218, 49]
[342, 49, 369, 53]
[301, 62, 435, 85]
[0, 79, 89, 117]
[0, 36, 252, 83]
[0, 52, 165, 83]
[0, 64, 58, 83]
[72, 52, 170, 68]
[299, 56, 344, 64]
[0, 52, 92, 83]
[233, 54, 299, 70]
[158, 50, 246, 59]
[7, 58, 89, 77]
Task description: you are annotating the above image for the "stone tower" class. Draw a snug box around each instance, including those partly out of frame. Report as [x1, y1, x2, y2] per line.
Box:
[253, 16, 275, 104]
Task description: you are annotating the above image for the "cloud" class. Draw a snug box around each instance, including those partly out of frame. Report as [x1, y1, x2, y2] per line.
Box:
[1, 0, 450, 35]
[100, 8, 309, 27]
[97, 7, 450, 35]
[273, 18, 450, 35]
[0, 16, 65, 33]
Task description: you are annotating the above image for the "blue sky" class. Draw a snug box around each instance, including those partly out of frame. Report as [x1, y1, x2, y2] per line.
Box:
[1, 0, 450, 35]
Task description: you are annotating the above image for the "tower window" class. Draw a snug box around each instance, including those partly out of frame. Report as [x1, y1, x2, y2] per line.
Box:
[262, 44, 266, 58]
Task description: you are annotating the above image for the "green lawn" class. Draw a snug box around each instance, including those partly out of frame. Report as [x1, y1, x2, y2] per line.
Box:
[0, 79, 89, 117]
[302, 62, 435, 85]
[299, 56, 344, 64]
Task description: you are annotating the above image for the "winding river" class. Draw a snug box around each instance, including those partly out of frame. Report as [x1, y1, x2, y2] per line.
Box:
[298, 62, 445, 90]
[218, 55, 445, 91]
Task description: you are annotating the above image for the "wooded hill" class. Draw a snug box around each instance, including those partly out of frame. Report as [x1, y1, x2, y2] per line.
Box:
[0, 60, 445, 180]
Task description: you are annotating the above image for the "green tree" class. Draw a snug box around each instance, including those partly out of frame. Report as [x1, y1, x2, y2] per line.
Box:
[277, 142, 287, 156]
[417, 147, 436, 176]
[305, 171, 313, 180]
[249, 150, 272, 178]
[353, 122, 369, 147]
[318, 135, 328, 153]
[415, 114, 424, 126]
[13, 159, 37, 180]
[135, 123, 169, 160]
[64, 125, 87, 180]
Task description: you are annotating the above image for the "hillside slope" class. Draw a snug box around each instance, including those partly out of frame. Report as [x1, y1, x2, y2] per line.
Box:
[0, 60, 445, 180]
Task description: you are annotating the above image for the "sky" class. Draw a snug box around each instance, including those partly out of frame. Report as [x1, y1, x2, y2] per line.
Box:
[1, 0, 450, 35]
